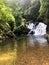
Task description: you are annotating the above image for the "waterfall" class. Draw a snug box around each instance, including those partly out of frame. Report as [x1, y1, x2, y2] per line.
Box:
[34, 22, 47, 35]
[26, 22, 47, 36]
[26, 23, 34, 30]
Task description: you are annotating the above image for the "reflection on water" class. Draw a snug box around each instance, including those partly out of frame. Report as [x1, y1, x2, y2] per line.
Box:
[27, 35, 47, 47]
[0, 35, 49, 65]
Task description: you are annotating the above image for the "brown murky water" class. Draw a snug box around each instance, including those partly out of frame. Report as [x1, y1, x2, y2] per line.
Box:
[0, 35, 49, 65]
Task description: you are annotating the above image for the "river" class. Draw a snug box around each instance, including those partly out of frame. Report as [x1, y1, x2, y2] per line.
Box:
[0, 35, 49, 65]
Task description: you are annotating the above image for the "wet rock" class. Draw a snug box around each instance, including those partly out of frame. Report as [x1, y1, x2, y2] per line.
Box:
[6, 31, 16, 38]
[0, 36, 3, 40]
[29, 31, 34, 34]
[46, 22, 49, 33]
[44, 34, 49, 42]
[3, 31, 16, 38]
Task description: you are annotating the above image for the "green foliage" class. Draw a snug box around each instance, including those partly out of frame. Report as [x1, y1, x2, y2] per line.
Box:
[14, 25, 30, 35]
[0, 0, 15, 32]
[11, 3, 25, 29]
[23, 0, 40, 21]
[0, 0, 48, 35]
[39, 0, 49, 23]
[0, 0, 26, 34]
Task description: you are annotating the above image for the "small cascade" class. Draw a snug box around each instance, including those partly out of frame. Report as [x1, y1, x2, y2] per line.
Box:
[34, 22, 47, 35]
[26, 23, 34, 30]
[26, 22, 47, 36]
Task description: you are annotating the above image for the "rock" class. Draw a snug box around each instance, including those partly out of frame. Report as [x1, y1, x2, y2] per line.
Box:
[29, 31, 35, 34]
[0, 36, 3, 40]
[44, 34, 49, 42]
[6, 31, 16, 38]
[46, 22, 49, 33]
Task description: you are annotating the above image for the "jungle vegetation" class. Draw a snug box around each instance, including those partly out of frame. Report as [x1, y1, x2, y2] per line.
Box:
[0, 0, 49, 37]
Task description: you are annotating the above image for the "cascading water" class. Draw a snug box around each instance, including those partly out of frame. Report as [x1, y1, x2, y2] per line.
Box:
[26, 22, 47, 46]
[34, 22, 47, 35]
[26, 23, 34, 30]
[26, 23, 35, 34]
[26, 22, 47, 36]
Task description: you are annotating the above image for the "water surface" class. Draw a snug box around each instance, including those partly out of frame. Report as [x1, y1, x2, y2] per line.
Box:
[0, 35, 49, 65]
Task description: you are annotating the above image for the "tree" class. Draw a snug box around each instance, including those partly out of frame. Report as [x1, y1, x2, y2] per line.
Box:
[0, 0, 15, 32]
[23, 0, 40, 21]
[39, 0, 49, 23]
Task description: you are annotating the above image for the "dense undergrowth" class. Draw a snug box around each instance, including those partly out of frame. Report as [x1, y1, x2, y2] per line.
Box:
[0, 0, 49, 38]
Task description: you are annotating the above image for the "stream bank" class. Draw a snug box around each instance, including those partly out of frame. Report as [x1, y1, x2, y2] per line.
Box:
[0, 22, 49, 41]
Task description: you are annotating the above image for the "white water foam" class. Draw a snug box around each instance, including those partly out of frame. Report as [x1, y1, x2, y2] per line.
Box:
[26, 22, 47, 36]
